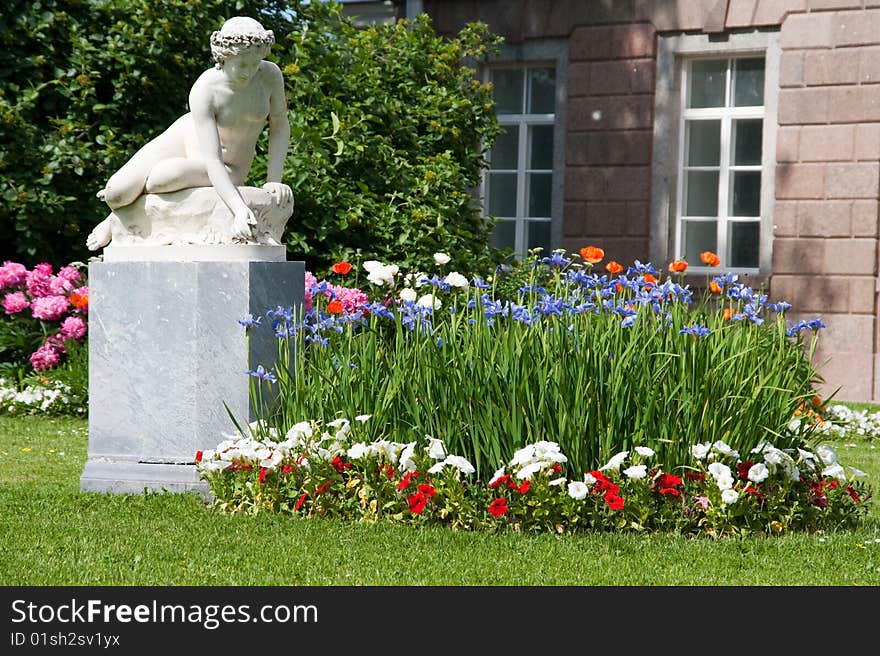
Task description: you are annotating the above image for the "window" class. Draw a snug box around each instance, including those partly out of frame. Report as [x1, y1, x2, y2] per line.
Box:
[677, 57, 765, 271]
[650, 32, 780, 275]
[485, 66, 557, 255]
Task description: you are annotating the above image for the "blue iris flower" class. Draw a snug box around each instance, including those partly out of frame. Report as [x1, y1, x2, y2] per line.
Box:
[247, 365, 277, 382]
[679, 323, 711, 337]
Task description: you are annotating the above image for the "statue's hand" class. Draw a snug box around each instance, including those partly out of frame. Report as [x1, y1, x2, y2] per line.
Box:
[231, 206, 257, 242]
[262, 182, 293, 206]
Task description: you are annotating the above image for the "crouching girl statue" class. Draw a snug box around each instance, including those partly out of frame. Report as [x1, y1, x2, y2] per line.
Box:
[87, 16, 293, 250]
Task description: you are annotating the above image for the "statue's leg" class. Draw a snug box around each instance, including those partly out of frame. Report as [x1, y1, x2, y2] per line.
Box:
[103, 141, 176, 210]
[144, 158, 212, 194]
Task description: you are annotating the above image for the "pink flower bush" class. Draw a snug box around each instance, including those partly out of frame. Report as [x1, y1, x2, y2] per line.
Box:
[1, 261, 88, 372]
[303, 270, 369, 315]
[2, 291, 29, 315]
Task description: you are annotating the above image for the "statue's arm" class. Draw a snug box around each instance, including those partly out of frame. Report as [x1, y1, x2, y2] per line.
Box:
[264, 62, 292, 203]
[189, 80, 252, 221]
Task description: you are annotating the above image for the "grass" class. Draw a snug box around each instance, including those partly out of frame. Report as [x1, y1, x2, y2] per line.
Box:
[1, 414, 880, 586]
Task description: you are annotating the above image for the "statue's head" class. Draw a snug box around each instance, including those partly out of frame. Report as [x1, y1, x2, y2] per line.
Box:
[210, 17, 275, 69]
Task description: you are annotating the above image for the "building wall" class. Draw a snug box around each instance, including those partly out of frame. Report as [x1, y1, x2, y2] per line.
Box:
[424, 0, 880, 402]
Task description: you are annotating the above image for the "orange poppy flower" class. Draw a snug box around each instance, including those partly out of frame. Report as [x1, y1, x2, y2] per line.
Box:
[700, 251, 720, 267]
[615, 283, 624, 294]
[723, 308, 732, 321]
[643, 273, 656, 286]
[69, 291, 88, 309]
[605, 260, 623, 274]
[580, 246, 605, 264]
[668, 259, 688, 273]
[331, 261, 352, 275]
[709, 281, 722, 294]
[326, 300, 344, 314]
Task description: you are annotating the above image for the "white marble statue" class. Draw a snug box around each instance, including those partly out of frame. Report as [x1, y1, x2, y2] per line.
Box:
[86, 16, 293, 250]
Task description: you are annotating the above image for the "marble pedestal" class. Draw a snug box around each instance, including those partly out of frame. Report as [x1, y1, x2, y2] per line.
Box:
[80, 253, 303, 495]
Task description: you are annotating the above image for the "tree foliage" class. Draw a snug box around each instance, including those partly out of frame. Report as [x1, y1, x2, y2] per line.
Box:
[0, 0, 503, 276]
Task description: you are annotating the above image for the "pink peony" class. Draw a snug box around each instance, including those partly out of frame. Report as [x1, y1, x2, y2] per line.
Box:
[304, 271, 318, 312]
[60, 315, 87, 340]
[57, 266, 82, 284]
[48, 275, 74, 296]
[2, 291, 29, 314]
[0, 261, 27, 291]
[326, 284, 369, 314]
[29, 339, 64, 371]
[30, 295, 70, 321]
[26, 264, 54, 298]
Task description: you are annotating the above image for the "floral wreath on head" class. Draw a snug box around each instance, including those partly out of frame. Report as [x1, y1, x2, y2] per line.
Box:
[210, 28, 275, 68]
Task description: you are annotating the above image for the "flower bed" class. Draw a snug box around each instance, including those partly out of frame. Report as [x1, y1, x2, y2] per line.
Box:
[197, 416, 871, 537]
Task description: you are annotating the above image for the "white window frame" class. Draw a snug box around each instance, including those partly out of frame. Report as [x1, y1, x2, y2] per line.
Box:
[480, 40, 567, 258]
[650, 31, 780, 275]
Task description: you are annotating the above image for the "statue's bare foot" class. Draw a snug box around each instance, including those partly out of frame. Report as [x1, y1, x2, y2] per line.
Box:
[231, 214, 254, 243]
[86, 219, 112, 251]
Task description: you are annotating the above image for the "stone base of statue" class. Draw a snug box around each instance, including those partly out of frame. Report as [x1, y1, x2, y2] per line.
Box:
[81, 257, 304, 495]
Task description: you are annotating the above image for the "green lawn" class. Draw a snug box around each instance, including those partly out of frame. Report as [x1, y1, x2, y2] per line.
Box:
[1, 414, 879, 586]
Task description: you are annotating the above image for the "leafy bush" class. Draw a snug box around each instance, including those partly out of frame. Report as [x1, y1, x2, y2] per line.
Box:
[1, 1, 503, 278]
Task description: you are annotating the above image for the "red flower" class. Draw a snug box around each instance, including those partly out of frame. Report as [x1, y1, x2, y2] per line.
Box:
[736, 461, 754, 480]
[668, 259, 688, 273]
[195, 450, 203, 463]
[604, 493, 625, 511]
[397, 471, 416, 491]
[606, 261, 624, 275]
[331, 261, 352, 275]
[744, 486, 765, 499]
[658, 487, 680, 496]
[489, 474, 511, 489]
[580, 246, 605, 265]
[281, 464, 295, 475]
[657, 473, 683, 489]
[828, 480, 840, 489]
[316, 481, 332, 494]
[684, 472, 706, 482]
[384, 464, 395, 479]
[327, 299, 344, 315]
[488, 498, 508, 518]
[812, 494, 829, 509]
[846, 487, 861, 503]
[551, 463, 563, 474]
[700, 251, 721, 267]
[518, 480, 531, 495]
[418, 483, 437, 497]
[643, 273, 657, 287]
[331, 456, 352, 473]
[69, 290, 88, 309]
[259, 467, 268, 485]
[408, 492, 427, 514]
[295, 493, 308, 511]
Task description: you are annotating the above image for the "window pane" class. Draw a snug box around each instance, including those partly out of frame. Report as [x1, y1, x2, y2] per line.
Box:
[683, 221, 718, 264]
[730, 171, 761, 216]
[732, 119, 763, 165]
[491, 125, 519, 170]
[493, 69, 524, 114]
[527, 220, 552, 254]
[689, 59, 726, 108]
[487, 173, 517, 217]
[733, 58, 765, 107]
[687, 120, 721, 166]
[490, 219, 517, 251]
[529, 125, 554, 169]
[527, 173, 552, 217]
[528, 67, 556, 114]
[685, 170, 719, 216]
[730, 222, 760, 268]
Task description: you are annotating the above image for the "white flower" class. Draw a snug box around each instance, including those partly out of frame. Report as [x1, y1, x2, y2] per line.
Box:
[532, 441, 568, 463]
[583, 473, 597, 486]
[363, 261, 399, 286]
[721, 488, 739, 505]
[816, 444, 838, 466]
[708, 462, 731, 481]
[510, 444, 537, 467]
[691, 443, 711, 460]
[712, 440, 739, 460]
[716, 475, 734, 491]
[634, 446, 655, 458]
[488, 467, 507, 487]
[398, 442, 417, 472]
[399, 288, 417, 303]
[568, 481, 589, 500]
[549, 477, 567, 487]
[822, 463, 847, 482]
[750, 441, 770, 455]
[443, 271, 469, 289]
[427, 461, 445, 475]
[747, 462, 769, 483]
[354, 414, 372, 423]
[416, 293, 442, 310]
[285, 421, 313, 442]
[426, 436, 447, 460]
[259, 450, 283, 469]
[444, 455, 476, 475]
[433, 252, 451, 265]
[326, 417, 349, 428]
[516, 462, 544, 480]
[623, 464, 647, 480]
[347, 442, 368, 459]
[599, 450, 629, 471]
